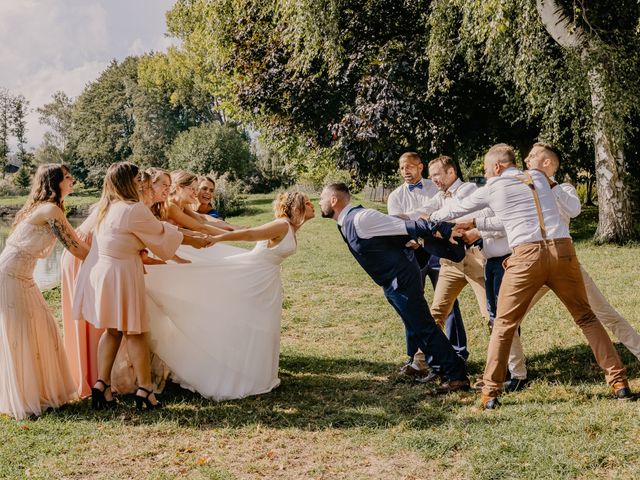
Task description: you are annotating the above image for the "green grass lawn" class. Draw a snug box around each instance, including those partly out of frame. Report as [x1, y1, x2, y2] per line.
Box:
[2, 194, 639, 479]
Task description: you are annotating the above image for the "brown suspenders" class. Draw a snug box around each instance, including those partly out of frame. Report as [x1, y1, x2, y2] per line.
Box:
[515, 172, 547, 239]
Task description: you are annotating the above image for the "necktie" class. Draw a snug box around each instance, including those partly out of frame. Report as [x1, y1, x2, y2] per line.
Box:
[408, 181, 423, 192]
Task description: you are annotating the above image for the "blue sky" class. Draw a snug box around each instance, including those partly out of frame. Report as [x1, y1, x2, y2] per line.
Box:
[0, 0, 177, 148]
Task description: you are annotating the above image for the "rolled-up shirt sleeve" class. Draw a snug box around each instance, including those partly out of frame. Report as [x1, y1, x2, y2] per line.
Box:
[430, 187, 491, 222]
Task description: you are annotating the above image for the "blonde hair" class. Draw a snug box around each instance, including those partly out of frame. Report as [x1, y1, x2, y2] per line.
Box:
[145, 167, 171, 220]
[273, 191, 308, 226]
[485, 143, 516, 166]
[95, 162, 140, 226]
[169, 170, 198, 203]
[12, 164, 69, 229]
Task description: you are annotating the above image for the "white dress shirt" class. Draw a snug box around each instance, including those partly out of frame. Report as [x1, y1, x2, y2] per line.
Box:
[430, 167, 570, 248]
[387, 178, 439, 217]
[477, 209, 511, 259]
[337, 204, 409, 238]
[551, 177, 581, 227]
[407, 178, 491, 221]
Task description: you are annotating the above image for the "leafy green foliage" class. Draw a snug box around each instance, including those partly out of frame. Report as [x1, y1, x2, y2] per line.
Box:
[12, 166, 31, 189]
[167, 123, 254, 179]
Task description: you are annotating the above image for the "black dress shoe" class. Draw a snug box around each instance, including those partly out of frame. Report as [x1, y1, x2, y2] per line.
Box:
[504, 378, 528, 393]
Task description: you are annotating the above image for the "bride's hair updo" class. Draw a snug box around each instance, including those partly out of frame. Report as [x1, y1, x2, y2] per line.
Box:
[273, 191, 307, 226]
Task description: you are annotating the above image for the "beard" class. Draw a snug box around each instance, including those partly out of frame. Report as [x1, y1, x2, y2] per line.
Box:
[321, 207, 334, 218]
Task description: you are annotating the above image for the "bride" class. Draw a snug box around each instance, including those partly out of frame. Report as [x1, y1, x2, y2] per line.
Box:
[143, 191, 315, 400]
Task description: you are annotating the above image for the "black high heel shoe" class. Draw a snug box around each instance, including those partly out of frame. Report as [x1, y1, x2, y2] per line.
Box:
[135, 386, 161, 411]
[91, 379, 117, 410]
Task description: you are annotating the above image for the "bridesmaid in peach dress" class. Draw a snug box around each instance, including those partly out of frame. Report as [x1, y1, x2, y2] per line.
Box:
[60, 208, 101, 398]
[0, 164, 89, 419]
[72, 162, 198, 410]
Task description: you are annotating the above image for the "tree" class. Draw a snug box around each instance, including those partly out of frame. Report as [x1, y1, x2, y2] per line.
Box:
[10, 94, 29, 170]
[0, 88, 11, 176]
[167, 123, 254, 178]
[535, 0, 639, 242]
[162, 0, 538, 184]
[38, 91, 75, 164]
[13, 166, 31, 189]
[426, 0, 640, 242]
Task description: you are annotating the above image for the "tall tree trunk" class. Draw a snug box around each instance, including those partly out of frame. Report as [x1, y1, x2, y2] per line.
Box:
[587, 67, 635, 242]
[536, 0, 636, 243]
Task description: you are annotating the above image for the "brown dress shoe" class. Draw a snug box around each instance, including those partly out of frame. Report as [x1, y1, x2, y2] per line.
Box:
[612, 381, 634, 400]
[399, 363, 427, 377]
[435, 378, 470, 394]
[481, 394, 501, 410]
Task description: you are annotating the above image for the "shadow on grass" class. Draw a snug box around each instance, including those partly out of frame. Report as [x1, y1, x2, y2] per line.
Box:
[47, 344, 639, 427]
[526, 342, 640, 384]
[51, 355, 456, 430]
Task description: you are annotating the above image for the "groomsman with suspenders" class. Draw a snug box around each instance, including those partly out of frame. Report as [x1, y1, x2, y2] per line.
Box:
[429, 143, 631, 409]
[522, 144, 640, 361]
[386, 152, 466, 379]
[320, 182, 470, 393]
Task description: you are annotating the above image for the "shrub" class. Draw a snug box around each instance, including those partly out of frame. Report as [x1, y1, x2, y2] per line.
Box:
[209, 172, 247, 218]
[0, 177, 28, 196]
[13, 167, 32, 189]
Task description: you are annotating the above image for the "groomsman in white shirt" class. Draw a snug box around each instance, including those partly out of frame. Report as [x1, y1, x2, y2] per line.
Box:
[386, 152, 466, 378]
[523, 144, 640, 362]
[407, 156, 490, 365]
[430, 143, 631, 408]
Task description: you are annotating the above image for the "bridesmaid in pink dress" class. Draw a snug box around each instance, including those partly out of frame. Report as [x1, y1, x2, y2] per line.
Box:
[72, 162, 185, 410]
[0, 164, 90, 419]
[60, 208, 101, 398]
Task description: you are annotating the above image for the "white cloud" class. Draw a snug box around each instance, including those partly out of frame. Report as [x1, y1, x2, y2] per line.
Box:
[0, 0, 176, 148]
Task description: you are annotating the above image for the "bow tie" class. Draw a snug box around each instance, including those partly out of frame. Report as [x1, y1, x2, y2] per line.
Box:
[442, 191, 453, 198]
[408, 181, 423, 192]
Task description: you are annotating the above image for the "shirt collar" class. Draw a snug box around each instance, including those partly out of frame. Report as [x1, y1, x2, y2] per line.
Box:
[337, 203, 356, 226]
[405, 177, 426, 190]
[500, 167, 521, 177]
[442, 178, 463, 196]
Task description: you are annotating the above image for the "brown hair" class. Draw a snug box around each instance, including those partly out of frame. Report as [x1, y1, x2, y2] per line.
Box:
[95, 162, 140, 226]
[273, 191, 308, 226]
[198, 175, 216, 188]
[428, 155, 457, 171]
[12, 163, 69, 228]
[485, 143, 516, 166]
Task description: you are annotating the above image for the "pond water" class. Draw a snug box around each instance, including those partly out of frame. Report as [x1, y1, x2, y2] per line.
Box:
[0, 217, 83, 290]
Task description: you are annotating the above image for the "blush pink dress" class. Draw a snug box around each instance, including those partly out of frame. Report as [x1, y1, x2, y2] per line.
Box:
[0, 218, 78, 420]
[73, 202, 183, 334]
[60, 209, 102, 398]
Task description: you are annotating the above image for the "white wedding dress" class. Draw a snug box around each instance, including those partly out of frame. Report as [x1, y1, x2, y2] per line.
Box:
[143, 224, 297, 400]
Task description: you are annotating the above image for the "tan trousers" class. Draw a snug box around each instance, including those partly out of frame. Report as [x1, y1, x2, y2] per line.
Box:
[526, 265, 640, 361]
[431, 248, 488, 326]
[482, 238, 626, 398]
[413, 248, 488, 370]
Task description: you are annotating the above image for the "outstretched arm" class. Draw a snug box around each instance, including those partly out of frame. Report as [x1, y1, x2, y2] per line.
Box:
[211, 219, 289, 244]
[168, 204, 227, 235]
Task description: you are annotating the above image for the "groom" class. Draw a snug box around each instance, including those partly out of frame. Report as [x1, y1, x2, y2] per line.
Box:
[320, 183, 469, 392]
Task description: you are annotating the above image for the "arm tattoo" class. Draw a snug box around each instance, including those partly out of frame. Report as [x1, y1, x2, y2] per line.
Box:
[47, 218, 80, 251]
